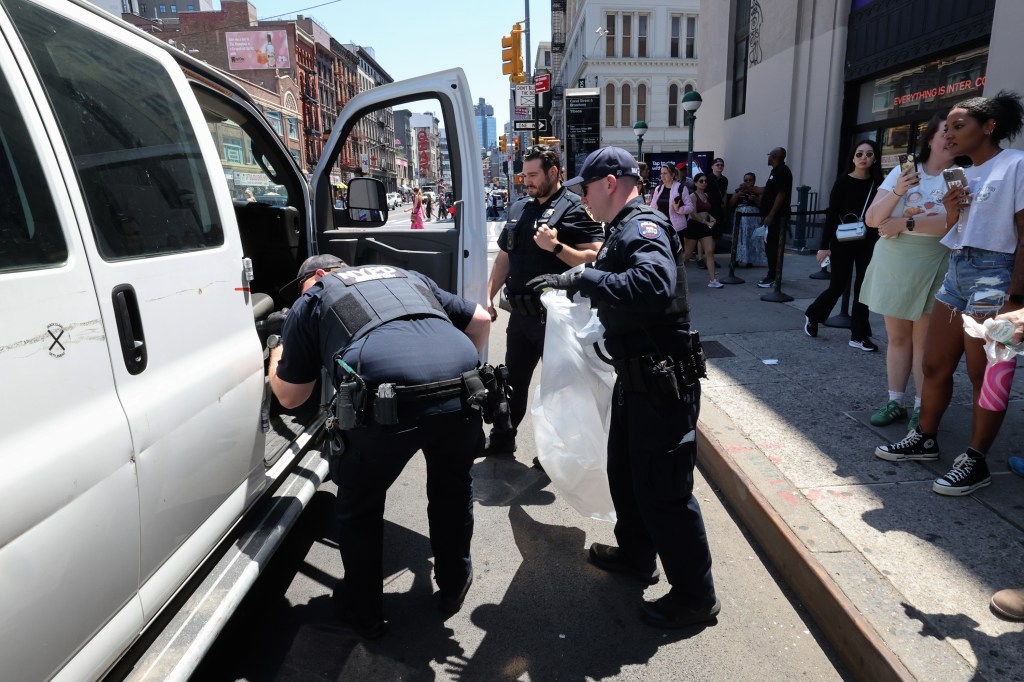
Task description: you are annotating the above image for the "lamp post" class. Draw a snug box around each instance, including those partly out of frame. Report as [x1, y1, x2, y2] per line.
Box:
[632, 120, 648, 164]
[681, 90, 703, 179]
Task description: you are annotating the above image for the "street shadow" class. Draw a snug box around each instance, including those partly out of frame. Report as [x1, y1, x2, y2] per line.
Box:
[902, 601, 1024, 681]
[444, 505, 708, 681]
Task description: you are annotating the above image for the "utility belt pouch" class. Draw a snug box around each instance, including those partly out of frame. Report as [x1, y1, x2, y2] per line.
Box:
[506, 225, 518, 251]
[679, 331, 708, 387]
[643, 356, 681, 402]
[508, 293, 544, 316]
[374, 383, 399, 425]
[462, 368, 489, 419]
[335, 378, 367, 429]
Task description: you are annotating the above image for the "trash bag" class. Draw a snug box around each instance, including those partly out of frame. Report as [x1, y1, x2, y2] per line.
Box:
[531, 287, 616, 522]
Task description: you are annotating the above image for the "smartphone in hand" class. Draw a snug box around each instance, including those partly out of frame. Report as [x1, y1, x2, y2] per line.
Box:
[899, 153, 916, 174]
[943, 168, 970, 206]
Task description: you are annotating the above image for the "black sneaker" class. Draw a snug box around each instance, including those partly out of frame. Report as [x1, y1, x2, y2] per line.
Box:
[804, 315, 818, 338]
[480, 431, 516, 456]
[640, 591, 721, 629]
[849, 338, 879, 352]
[756, 277, 774, 288]
[874, 428, 939, 462]
[437, 574, 473, 615]
[933, 450, 991, 496]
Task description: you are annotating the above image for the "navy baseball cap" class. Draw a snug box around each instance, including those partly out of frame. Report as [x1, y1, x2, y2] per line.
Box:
[564, 147, 641, 192]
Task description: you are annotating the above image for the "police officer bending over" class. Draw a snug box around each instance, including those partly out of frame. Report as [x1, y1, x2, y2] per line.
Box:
[483, 144, 604, 455]
[268, 254, 492, 638]
[528, 147, 720, 628]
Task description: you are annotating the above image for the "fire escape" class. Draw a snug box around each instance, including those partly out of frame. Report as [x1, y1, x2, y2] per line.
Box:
[550, 0, 566, 140]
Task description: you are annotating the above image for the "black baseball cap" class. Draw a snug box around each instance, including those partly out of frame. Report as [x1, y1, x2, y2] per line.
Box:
[564, 147, 641, 192]
[279, 254, 346, 298]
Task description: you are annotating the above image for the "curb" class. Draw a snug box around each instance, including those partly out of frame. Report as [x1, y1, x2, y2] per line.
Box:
[696, 400, 916, 682]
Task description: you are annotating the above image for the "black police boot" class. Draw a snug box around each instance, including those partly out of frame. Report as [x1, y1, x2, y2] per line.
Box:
[588, 543, 660, 585]
[437, 574, 473, 615]
[640, 590, 720, 629]
[480, 429, 516, 456]
[332, 585, 388, 639]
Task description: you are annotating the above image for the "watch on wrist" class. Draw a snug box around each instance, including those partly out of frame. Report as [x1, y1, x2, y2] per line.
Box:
[267, 334, 282, 350]
[905, 216, 915, 232]
[552, 243, 564, 255]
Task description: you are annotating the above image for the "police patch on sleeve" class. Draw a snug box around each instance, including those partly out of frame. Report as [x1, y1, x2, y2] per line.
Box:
[638, 221, 661, 239]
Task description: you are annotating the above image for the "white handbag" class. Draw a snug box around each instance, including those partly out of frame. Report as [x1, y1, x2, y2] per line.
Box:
[835, 184, 874, 242]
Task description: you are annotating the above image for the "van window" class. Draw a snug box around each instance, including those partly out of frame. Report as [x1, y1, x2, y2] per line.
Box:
[7, 0, 224, 260]
[0, 70, 66, 273]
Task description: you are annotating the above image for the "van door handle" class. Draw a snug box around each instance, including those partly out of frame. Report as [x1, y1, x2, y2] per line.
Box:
[112, 284, 148, 375]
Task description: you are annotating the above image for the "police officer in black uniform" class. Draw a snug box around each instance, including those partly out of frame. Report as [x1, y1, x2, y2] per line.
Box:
[269, 254, 491, 637]
[483, 144, 604, 454]
[529, 147, 720, 629]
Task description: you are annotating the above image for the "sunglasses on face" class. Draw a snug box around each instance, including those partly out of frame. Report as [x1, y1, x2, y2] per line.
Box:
[581, 178, 601, 197]
[854, 151, 874, 158]
[696, 179, 707, 183]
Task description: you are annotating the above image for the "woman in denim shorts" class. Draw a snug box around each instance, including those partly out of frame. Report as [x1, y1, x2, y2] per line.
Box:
[876, 91, 1024, 497]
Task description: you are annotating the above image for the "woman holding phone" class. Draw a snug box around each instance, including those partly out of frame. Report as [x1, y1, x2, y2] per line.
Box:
[682, 173, 724, 287]
[860, 113, 957, 430]
[875, 91, 1024, 497]
[649, 163, 692, 232]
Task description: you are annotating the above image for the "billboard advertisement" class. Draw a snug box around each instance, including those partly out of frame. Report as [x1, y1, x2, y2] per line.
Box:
[226, 30, 291, 70]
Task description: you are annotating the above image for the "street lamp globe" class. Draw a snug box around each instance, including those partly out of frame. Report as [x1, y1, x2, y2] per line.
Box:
[632, 120, 648, 163]
[681, 90, 703, 178]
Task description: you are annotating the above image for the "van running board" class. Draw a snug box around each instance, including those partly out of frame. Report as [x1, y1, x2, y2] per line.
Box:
[120, 416, 328, 682]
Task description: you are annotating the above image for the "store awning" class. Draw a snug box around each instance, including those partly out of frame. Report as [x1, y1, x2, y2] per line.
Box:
[333, 181, 348, 189]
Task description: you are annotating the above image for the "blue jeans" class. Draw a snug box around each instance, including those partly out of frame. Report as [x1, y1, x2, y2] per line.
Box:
[935, 247, 1015, 315]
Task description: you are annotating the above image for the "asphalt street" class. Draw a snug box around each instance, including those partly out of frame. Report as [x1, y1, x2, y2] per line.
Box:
[195, 229, 850, 681]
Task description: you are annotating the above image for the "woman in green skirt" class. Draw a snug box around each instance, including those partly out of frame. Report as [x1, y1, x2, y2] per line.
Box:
[861, 113, 957, 430]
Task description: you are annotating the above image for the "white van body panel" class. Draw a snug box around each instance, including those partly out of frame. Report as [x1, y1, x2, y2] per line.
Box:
[0, 8, 142, 679]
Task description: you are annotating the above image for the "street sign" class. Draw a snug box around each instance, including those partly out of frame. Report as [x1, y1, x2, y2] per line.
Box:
[513, 119, 548, 132]
[534, 73, 551, 93]
[514, 83, 536, 108]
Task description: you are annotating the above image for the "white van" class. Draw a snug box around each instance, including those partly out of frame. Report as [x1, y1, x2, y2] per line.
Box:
[0, 1, 486, 680]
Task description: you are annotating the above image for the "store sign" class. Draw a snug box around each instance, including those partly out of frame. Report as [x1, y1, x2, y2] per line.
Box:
[417, 129, 429, 175]
[862, 46, 988, 122]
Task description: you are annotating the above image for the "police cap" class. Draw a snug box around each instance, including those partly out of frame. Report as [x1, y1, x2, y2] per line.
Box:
[564, 146, 640, 193]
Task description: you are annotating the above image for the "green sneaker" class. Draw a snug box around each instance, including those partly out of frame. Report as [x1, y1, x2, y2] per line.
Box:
[870, 400, 908, 426]
[907, 408, 921, 433]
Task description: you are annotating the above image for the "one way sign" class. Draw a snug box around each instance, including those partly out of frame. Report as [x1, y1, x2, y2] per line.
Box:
[513, 119, 547, 132]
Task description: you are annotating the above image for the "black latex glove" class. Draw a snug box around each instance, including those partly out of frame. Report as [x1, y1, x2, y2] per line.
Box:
[527, 270, 582, 294]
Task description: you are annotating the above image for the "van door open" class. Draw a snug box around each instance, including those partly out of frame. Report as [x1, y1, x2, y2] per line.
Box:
[311, 70, 487, 304]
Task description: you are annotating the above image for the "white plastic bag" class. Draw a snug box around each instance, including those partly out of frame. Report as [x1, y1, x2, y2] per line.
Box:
[531, 288, 617, 522]
[962, 314, 1024, 364]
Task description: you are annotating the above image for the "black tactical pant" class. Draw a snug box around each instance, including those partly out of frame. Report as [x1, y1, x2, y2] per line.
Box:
[497, 310, 546, 436]
[607, 380, 716, 607]
[333, 408, 482, 621]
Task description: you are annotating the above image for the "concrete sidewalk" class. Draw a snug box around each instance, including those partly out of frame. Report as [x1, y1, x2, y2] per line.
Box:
[687, 250, 1024, 681]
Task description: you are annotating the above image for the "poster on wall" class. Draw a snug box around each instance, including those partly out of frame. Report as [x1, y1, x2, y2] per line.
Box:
[646, 151, 715, 179]
[565, 89, 601, 181]
[226, 30, 291, 70]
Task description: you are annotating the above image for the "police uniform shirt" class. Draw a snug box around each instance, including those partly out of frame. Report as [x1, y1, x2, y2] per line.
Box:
[497, 187, 604, 295]
[277, 271, 479, 417]
[577, 197, 690, 358]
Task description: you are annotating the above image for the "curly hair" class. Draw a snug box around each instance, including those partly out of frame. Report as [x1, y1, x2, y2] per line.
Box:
[953, 90, 1024, 144]
[523, 144, 561, 173]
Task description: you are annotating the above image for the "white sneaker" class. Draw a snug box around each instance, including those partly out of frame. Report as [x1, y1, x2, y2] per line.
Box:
[707, 280, 724, 288]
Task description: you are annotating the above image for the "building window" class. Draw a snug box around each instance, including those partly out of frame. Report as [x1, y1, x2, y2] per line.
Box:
[668, 84, 679, 127]
[223, 136, 244, 164]
[287, 117, 299, 140]
[605, 13, 616, 57]
[670, 15, 681, 59]
[605, 83, 616, 127]
[158, 4, 165, 12]
[169, 4, 176, 12]
[186, 4, 194, 10]
[638, 14, 649, 58]
[621, 83, 631, 127]
[265, 110, 282, 135]
[637, 84, 647, 124]
[732, 0, 750, 118]
[686, 16, 697, 59]
[622, 14, 632, 58]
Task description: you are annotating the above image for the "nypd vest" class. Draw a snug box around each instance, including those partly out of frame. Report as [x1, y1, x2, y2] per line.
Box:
[599, 204, 690, 336]
[503, 188, 578, 253]
[316, 265, 450, 370]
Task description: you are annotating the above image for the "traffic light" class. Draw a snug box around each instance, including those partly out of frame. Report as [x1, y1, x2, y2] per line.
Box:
[512, 137, 520, 153]
[499, 135, 507, 153]
[501, 23, 524, 84]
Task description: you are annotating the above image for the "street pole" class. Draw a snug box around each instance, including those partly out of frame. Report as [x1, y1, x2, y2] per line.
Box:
[686, 111, 695, 180]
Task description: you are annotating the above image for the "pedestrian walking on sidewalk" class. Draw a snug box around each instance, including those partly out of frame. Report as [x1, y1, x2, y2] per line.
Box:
[875, 91, 1024, 497]
[683, 173, 724, 288]
[804, 139, 882, 350]
[482, 144, 603, 456]
[860, 113, 956, 429]
[410, 187, 425, 229]
[529, 146, 719, 629]
[649, 163, 692, 232]
[751, 147, 793, 287]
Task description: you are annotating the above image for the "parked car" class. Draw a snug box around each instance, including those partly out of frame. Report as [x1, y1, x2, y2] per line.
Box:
[0, 2, 487, 680]
[386, 191, 401, 209]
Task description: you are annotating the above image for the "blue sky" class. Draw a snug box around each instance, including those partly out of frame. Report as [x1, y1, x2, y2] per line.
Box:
[246, 0, 551, 132]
